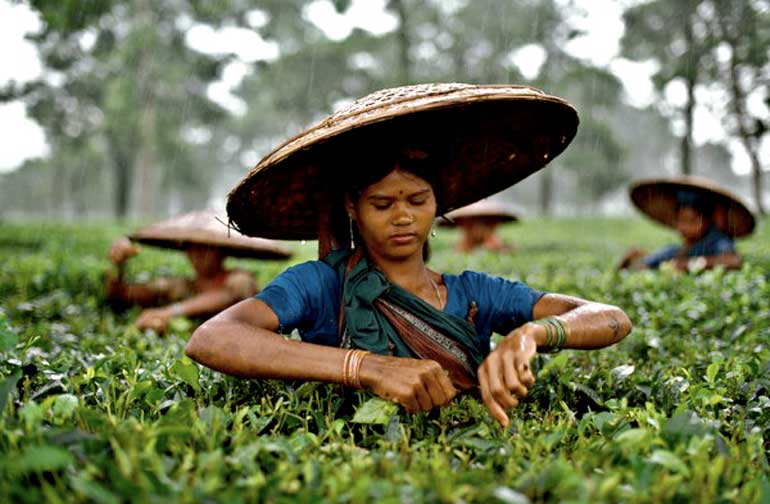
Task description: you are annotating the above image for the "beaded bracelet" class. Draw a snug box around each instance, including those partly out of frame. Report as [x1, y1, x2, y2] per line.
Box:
[532, 317, 569, 353]
[342, 349, 369, 388]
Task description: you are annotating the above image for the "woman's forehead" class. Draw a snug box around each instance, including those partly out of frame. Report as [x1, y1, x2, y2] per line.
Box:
[364, 169, 433, 195]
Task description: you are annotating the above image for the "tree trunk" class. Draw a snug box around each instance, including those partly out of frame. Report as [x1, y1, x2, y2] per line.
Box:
[681, 75, 695, 176]
[716, 8, 766, 215]
[748, 146, 765, 216]
[391, 0, 411, 84]
[727, 69, 765, 215]
[681, 14, 696, 176]
[137, 94, 159, 217]
[111, 145, 133, 219]
[51, 158, 67, 216]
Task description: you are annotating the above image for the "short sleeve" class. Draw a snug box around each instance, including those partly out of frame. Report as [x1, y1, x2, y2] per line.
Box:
[484, 275, 545, 335]
[449, 271, 545, 339]
[254, 261, 339, 336]
[711, 237, 735, 255]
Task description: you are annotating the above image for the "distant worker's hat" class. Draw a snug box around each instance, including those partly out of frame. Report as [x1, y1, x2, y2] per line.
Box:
[227, 82, 578, 241]
[439, 199, 519, 227]
[129, 209, 293, 259]
[629, 176, 755, 238]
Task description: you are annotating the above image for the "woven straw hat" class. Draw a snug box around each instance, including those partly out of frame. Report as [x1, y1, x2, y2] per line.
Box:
[129, 209, 293, 259]
[228, 83, 578, 240]
[630, 176, 755, 238]
[438, 199, 519, 227]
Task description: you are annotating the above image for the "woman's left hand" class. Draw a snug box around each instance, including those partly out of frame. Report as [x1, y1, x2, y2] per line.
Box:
[477, 323, 541, 427]
[136, 307, 174, 333]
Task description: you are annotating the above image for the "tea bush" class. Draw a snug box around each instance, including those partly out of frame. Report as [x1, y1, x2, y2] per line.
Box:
[1, 218, 768, 502]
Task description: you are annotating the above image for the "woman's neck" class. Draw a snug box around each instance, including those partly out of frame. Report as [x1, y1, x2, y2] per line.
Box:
[368, 251, 433, 292]
[194, 262, 226, 282]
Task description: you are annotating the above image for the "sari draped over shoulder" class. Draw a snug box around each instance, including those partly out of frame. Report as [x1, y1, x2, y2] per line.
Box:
[322, 250, 486, 390]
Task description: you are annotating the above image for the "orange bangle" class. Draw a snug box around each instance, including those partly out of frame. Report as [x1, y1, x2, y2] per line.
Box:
[342, 349, 369, 388]
[352, 350, 368, 389]
[342, 350, 353, 387]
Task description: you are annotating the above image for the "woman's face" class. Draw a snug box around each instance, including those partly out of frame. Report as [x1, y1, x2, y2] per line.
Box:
[675, 206, 711, 243]
[348, 168, 437, 261]
[458, 217, 498, 245]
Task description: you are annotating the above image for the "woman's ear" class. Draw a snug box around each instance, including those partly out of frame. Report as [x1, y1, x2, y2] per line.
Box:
[344, 194, 356, 220]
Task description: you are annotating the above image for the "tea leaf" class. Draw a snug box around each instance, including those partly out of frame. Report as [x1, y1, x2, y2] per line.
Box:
[352, 397, 399, 425]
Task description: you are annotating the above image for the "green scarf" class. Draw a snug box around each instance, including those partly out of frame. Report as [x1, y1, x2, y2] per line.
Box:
[323, 250, 486, 370]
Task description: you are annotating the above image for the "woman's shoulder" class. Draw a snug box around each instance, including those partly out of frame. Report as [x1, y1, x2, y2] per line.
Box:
[267, 259, 340, 290]
[443, 270, 543, 328]
[445, 269, 517, 284]
[707, 226, 735, 244]
[443, 270, 530, 296]
[286, 259, 339, 277]
[701, 226, 736, 254]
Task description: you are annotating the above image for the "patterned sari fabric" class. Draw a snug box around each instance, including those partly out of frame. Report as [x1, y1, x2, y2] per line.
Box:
[323, 250, 486, 390]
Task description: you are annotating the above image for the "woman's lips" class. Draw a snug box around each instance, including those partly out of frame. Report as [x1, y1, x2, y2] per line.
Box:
[389, 232, 418, 245]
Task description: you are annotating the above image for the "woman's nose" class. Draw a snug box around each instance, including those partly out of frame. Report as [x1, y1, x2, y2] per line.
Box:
[393, 207, 414, 226]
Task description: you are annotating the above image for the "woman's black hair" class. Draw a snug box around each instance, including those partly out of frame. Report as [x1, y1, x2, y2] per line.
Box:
[343, 147, 444, 206]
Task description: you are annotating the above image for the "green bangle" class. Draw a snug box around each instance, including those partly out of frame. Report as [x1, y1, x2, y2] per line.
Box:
[539, 319, 554, 348]
[532, 317, 567, 353]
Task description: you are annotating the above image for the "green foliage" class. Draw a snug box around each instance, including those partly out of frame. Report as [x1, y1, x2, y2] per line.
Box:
[351, 398, 399, 425]
[2, 1, 230, 218]
[1, 218, 769, 501]
[621, 0, 770, 191]
[227, 0, 632, 212]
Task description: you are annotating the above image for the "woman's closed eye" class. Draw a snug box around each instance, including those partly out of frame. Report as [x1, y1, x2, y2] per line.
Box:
[372, 200, 392, 210]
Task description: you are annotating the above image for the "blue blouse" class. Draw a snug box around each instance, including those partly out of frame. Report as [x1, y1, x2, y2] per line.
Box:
[255, 261, 545, 353]
[643, 225, 736, 269]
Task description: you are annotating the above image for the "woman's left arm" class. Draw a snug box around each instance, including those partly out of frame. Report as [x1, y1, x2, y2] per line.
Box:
[531, 294, 632, 349]
[477, 294, 632, 427]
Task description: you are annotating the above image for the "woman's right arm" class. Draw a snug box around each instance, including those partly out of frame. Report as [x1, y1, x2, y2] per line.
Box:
[186, 298, 351, 382]
[185, 299, 457, 412]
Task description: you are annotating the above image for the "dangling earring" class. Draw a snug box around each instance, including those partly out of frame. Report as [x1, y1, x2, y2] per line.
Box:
[431, 226, 437, 238]
[349, 217, 356, 249]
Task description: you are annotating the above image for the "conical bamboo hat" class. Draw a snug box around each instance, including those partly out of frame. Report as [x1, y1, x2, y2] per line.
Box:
[129, 209, 293, 259]
[227, 83, 578, 240]
[629, 176, 755, 238]
[439, 199, 519, 227]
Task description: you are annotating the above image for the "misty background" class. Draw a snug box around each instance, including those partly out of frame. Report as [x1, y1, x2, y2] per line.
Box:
[0, 0, 767, 222]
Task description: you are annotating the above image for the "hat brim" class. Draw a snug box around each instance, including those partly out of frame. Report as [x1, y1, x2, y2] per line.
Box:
[129, 210, 293, 260]
[438, 200, 519, 227]
[629, 177, 755, 238]
[228, 84, 577, 240]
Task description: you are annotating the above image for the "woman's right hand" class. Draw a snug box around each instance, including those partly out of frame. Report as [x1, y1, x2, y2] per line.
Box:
[477, 324, 540, 427]
[108, 238, 139, 265]
[359, 354, 458, 413]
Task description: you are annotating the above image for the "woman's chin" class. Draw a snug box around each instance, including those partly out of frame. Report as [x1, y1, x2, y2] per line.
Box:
[381, 244, 423, 261]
